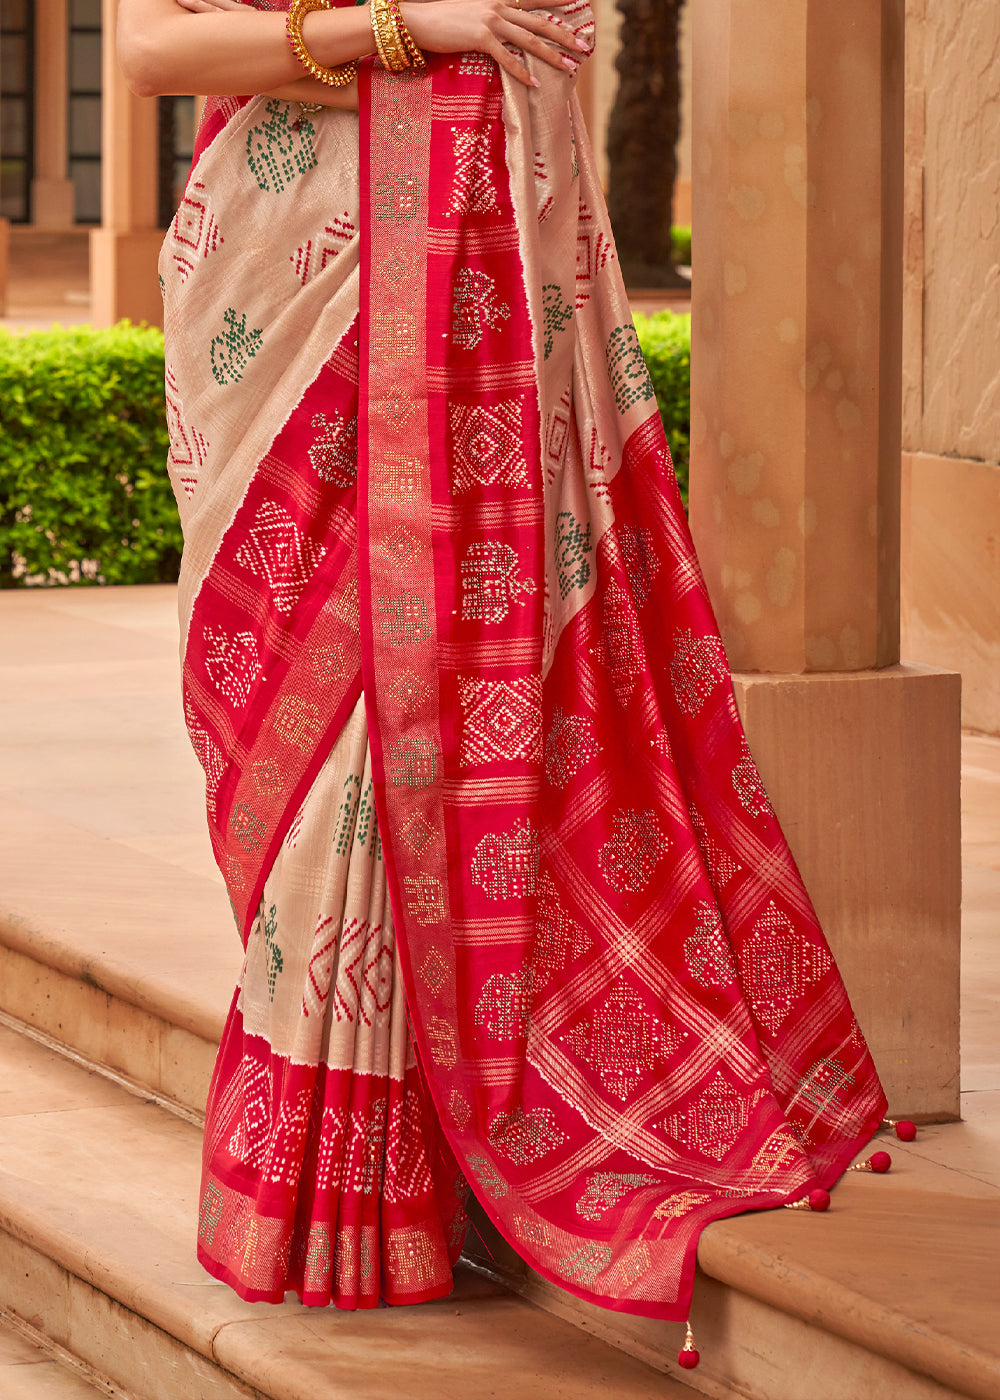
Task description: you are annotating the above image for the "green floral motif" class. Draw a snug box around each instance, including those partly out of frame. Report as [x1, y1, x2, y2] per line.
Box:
[263, 902, 283, 1000]
[210, 308, 263, 386]
[246, 99, 318, 194]
[555, 511, 592, 599]
[606, 322, 656, 414]
[542, 283, 574, 360]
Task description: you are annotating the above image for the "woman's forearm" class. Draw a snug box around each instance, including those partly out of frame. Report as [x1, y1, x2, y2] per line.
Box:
[118, 0, 373, 98]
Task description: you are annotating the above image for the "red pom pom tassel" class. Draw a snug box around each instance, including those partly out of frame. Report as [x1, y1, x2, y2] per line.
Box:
[893, 1120, 917, 1142]
[784, 1188, 831, 1211]
[850, 1151, 892, 1173]
[678, 1322, 700, 1370]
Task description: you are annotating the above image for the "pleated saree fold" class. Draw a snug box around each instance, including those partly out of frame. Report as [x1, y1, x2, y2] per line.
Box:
[163, 1, 886, 1322]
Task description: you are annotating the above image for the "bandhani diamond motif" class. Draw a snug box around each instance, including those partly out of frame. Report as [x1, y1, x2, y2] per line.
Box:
[740, 902, 833, 1034]
[460, 541, 536, 624]
[400, 811, 436, 854]
[489, 1105, 566, 1165]
[670, 628, 729, 716]
[598, 808, 669, 894]
[575, 195, 616, 307]
[231, 802, 266, 854]
[450, 399, 530, 492]
[532, 873, 591, 987]
[575, 1171, 658, 1222]
[663, 1073, 763, 1162]
[475, 965, 534, 1040]
[308, 411, 357, 488]
[544, 708, 600, 789]
[562, 981, 685, 1100]
[470, 820, 540, 900]
[458, 675, 542, 766]
[590, 576, 646, 708]
[619, 525, 661, 609]
[733, 739, 774, 819]
[684, 902, 736, 990]
[165, 366, 209, 500]
[170, 179, 224, 281]
[203, 625, 260, 708]
[419, 947, 449, 994]
[289, 212, 355, 285]
[235, 501, 326, 613]
[381, 524, 421, 565]
[389, 669, 428, 711]
[184, 697, 226, 816]
[302, 914, 337, 1018]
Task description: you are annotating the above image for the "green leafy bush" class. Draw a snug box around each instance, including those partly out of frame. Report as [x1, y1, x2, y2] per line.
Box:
[0, 323, 180, 588]
[633, 308, 691, 506]
[0, 311, 690, 591]
[671, 224, 692, 266]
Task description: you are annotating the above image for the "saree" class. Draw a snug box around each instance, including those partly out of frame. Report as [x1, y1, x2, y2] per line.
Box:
[162, 0, 887, 1323]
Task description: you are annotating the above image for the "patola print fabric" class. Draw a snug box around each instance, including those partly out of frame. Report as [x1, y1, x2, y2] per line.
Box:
[162, 0, 886, 1322]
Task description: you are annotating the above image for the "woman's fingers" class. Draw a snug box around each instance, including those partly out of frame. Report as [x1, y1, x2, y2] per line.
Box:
[174, 0, 250, 11]
[494, 18, 579, 73]
[502, 6, 589, 55]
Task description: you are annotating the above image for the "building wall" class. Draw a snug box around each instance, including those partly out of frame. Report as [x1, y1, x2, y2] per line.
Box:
[901, 0, 1000, 733]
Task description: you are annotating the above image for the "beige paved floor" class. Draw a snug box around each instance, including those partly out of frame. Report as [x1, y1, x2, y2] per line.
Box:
[0, 227, 692, 332]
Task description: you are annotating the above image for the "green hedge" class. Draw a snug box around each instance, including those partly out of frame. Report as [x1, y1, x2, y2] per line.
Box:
[671, 224, 692, 266]
[0, 324, 180, 588]
[0, 310, 690, 589]
[634, 308, 691, 506]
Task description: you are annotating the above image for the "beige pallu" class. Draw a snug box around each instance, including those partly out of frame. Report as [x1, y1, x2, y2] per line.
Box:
[163, 1, 886, 1323]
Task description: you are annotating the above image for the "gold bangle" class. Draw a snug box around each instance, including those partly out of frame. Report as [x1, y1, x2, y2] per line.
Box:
[391, 0, 426, 67]
[370, 0, 411, 73]
[287, 0, 358, 88]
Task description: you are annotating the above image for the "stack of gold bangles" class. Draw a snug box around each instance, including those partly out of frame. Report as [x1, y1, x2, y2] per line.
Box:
[286, 0, 424, 88]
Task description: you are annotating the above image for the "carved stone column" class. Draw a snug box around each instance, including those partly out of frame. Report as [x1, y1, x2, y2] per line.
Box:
[32, 0, 76, 227]
[689, 0, 960, 1118]
[90, 0, 164, 327]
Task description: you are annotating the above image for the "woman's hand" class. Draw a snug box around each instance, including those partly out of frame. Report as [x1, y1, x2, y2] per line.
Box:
[400, 0, 588, 87]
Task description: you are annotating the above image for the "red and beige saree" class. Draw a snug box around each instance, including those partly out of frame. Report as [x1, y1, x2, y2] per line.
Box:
[162, 0, 887, 1324]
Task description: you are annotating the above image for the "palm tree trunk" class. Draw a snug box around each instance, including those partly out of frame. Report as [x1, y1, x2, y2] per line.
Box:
[607, 0, 685, 289]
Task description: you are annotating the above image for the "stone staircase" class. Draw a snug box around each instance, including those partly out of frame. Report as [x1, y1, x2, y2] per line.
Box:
[0, 585, 998, 1400]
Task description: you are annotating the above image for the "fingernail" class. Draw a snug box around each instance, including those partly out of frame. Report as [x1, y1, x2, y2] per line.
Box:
[530, 75, 541, 86]
[575, 37, 589, 49]
[561, 55, 578, 69]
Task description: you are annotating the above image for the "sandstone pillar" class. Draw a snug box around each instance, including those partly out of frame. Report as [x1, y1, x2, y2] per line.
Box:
[90, 0, 163, 328]
[32, 0, 76, 227]
[689, 0, 960, 1118]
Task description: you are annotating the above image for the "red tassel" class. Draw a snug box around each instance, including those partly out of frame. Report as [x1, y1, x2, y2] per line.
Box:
[850, 1150, 892, 1174]
[678, 1321, 700, 1369]
[893, 1120, 917, 1142]
[784, 1188, 830, 1211]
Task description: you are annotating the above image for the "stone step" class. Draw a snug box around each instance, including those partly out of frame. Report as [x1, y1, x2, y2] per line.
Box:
[465, 1154, 1000, 1400]
[0, 1017, 695, 1400]
[0, 586, 235, 1118]
[0, 1315, 120, 1400]
[3, 591, 999, 1400]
